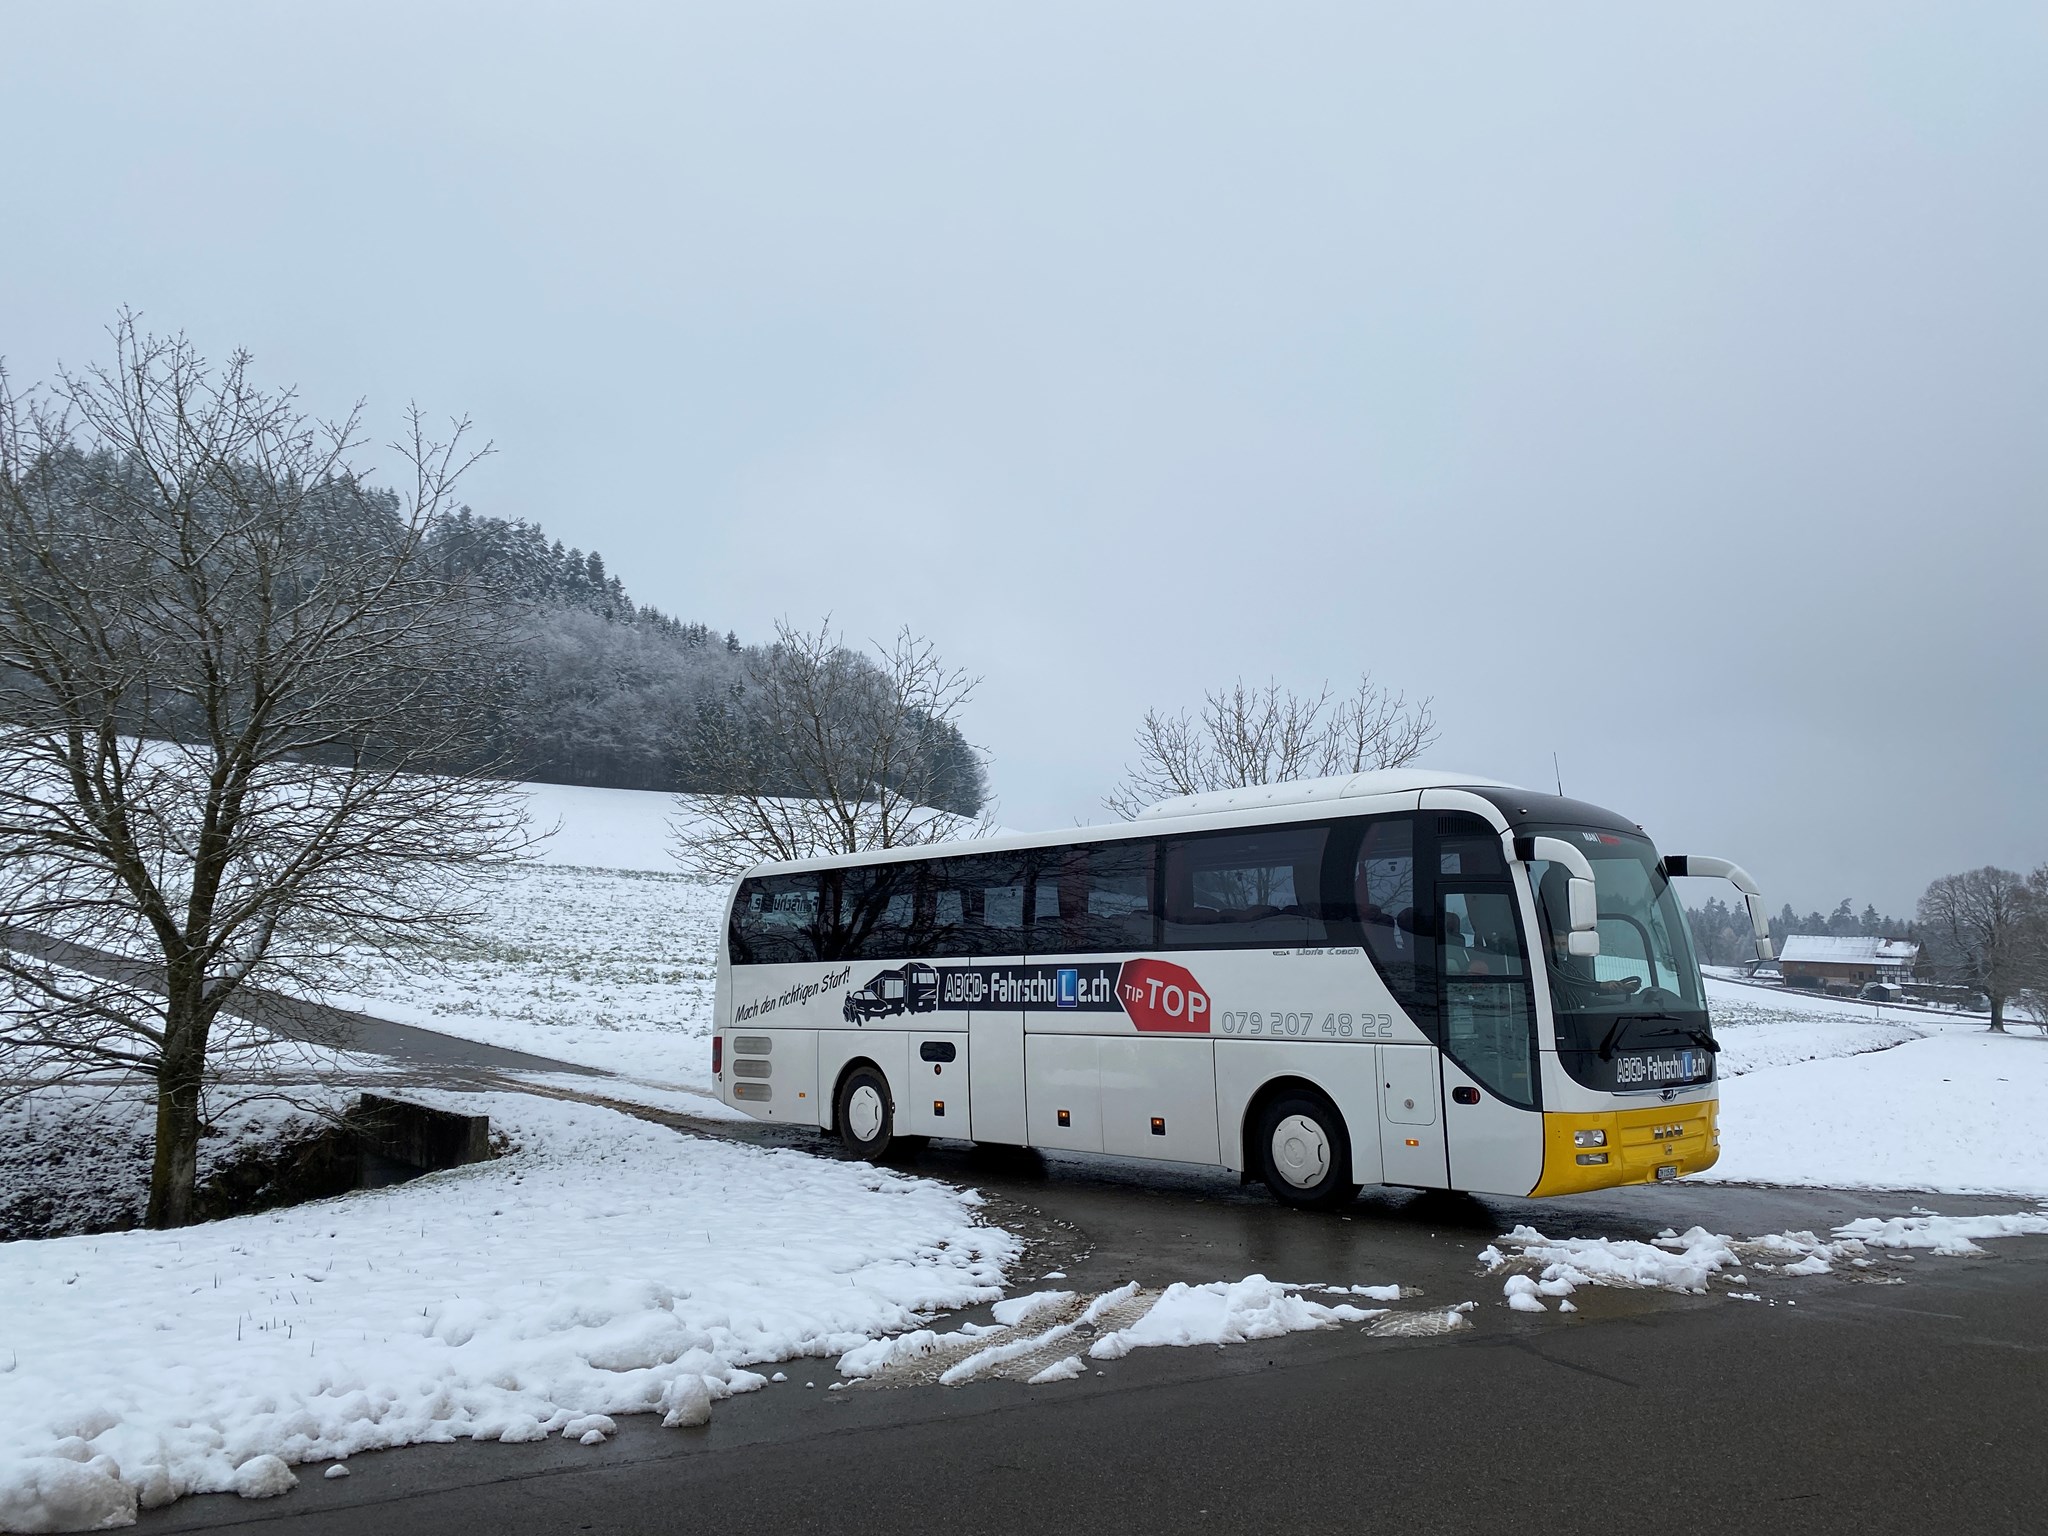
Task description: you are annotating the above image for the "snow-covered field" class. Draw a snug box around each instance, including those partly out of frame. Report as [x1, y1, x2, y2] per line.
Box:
[314, 783, 721, 1094]
[331, 865, 723, 1094]
[1699, 974, 2048, 1196]
[0, 1093, 1014, 1532]
[1706, 978, 1928, 1075]
[1711, 1028, 2048, 1195]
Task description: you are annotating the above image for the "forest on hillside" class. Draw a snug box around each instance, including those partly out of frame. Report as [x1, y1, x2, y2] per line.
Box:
[424, 508, 989, 813]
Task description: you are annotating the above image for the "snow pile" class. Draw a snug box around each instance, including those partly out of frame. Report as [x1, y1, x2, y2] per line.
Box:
[1087, 1276, 1380, 1360]
[0, 1092, 1015, 1527]
[990, 1290, 1076, 1328]
[837, 1276, 1397, 1389]
[1834, 1210, 2048, 1255]
[1480, 1224, 1739, 1308]
[1481, 1210, 2048, 1306]
[1479, 1225, 1743, 1310]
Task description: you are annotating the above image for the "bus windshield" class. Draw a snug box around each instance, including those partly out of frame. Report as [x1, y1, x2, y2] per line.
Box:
[1526, 827, 1710, 1067]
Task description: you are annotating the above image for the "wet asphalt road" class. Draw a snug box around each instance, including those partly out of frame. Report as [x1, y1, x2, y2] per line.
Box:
[141, 1127, 2048, 1536]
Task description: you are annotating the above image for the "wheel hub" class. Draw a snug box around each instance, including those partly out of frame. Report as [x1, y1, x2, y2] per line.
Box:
[848, 1084, 885, 1142]
[1272, 1113, 1330, 1188]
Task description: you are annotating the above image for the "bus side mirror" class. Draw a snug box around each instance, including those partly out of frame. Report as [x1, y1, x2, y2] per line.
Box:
[1566, 877, 1599, 956]
[1506, 833, 1601, 958]
[1663, 854, 1773, 963]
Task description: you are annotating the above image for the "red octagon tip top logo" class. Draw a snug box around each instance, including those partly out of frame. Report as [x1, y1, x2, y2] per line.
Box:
[1118, 959, 1211, 1033]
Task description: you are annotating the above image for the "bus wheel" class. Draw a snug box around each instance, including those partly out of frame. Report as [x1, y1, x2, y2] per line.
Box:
[1256, 1090, 1358, 1211]
[836, 1064, 896, 1160]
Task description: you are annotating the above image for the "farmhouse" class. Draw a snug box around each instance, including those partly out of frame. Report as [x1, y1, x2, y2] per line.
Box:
[1776, 935, 1920, 992]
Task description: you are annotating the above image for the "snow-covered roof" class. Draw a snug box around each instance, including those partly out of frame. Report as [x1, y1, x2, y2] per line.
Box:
[1776, 935, 1919, 964]
[1135, 769, 1520, 822]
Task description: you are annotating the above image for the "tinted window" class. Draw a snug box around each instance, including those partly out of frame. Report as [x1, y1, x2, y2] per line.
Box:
[927, 850, 1030, 958]
[1162, 825, 1330, 947]
[1030, 840, 1157, 954]
[730, 873, 821, 964]
[1354, 816, 1431, 1023]
[817, 862, 921, 960]
[1437, 816, 1506, 878]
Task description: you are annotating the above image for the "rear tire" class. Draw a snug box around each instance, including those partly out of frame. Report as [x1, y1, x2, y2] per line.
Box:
[835, 1064, 896, 1161]
[1255, 1089, 1359, 1211]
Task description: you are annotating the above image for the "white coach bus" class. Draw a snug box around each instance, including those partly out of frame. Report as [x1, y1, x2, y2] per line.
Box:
[712, 770, 1773, 1208]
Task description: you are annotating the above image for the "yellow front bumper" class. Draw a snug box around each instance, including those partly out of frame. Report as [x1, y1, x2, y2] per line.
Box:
[1530, 1098, 1719, 1197]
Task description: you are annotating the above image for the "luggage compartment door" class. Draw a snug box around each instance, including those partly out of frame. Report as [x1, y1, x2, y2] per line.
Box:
[900, 1032, 970, 1138]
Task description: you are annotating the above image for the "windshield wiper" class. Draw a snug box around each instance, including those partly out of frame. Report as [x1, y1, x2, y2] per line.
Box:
[1596, 1012, 1706, 1059]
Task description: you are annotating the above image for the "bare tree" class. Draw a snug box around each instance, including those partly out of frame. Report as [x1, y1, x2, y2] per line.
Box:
[2016, 863, 2048, 1031]
[1105, 674, 1437, 819]
[672, 618, 994, 878]
[1915, 867, 2040, 1033]
[0, 316, 531, 1226]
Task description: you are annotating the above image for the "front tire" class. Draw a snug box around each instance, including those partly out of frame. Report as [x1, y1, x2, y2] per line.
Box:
[835, 1064, 896, 1160]
[1255, 1090, 1359, 1210]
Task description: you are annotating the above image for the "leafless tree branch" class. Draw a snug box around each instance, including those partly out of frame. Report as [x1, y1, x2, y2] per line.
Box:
[1104, 674, 1437, 819]
[672, 617, 994, 878]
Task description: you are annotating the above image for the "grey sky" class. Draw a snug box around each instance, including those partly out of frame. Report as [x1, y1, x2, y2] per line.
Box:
[5, 3, 2043, 916]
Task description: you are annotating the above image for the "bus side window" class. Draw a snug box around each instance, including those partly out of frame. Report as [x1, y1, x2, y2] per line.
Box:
[1160, 826, 1330, 948]
[818, 864, 920, 960]
[1354, 817, 1433, 1027]
[929, 851, 1029, 958]
[1029, 841, 1157, 955]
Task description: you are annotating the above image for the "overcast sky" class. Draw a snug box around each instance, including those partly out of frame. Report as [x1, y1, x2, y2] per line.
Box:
[5, 3, 2043, 916]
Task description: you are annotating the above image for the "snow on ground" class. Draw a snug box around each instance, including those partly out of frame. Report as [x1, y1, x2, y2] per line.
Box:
[0, 1085, 351, 1241]
[835, 1277, 1404, 1389]
[328, 865, 724, 1094]
[0, 1092, 1015, 1531]
[1085, 1276, 1383, 1359]
[1709, 1028, 2048, 1196]
[519, 782, 688, 875]
[1480, 1211, 2048, 1313]
[1704, 975, 1927, 1075]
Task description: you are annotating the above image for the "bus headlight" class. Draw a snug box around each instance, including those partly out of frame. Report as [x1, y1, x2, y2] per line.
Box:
[1573, 1129, 1607, 1148]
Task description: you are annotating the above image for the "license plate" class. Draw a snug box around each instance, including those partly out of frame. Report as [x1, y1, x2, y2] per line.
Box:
[1613, 1048, 1711, 1088]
